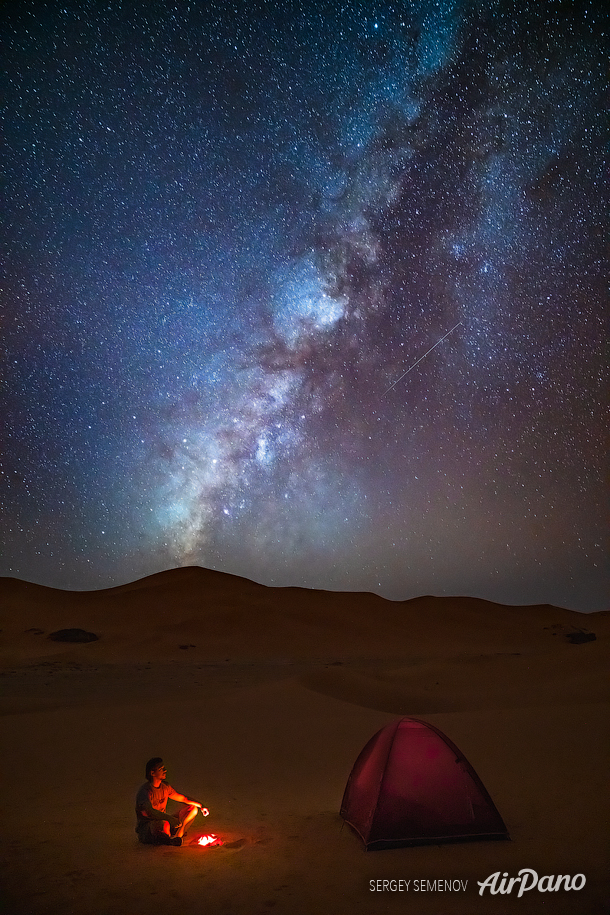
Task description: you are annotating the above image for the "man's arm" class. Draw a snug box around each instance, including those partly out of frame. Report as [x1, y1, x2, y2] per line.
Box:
[138, 799, 179, 826]
[168, 789, 203, 807]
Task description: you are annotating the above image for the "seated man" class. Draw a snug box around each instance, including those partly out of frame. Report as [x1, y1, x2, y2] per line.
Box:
[135, 757, 209, 846]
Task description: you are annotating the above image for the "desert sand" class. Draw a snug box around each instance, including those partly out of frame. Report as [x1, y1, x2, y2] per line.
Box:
[1, 566, 608, 915]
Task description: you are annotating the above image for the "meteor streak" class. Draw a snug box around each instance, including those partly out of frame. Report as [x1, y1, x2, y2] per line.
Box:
[382, 321, 462, 395]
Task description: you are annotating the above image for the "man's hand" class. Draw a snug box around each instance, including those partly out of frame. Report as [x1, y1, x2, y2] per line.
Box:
[168, 815, 180, 827]
[200, 807, 209, 817]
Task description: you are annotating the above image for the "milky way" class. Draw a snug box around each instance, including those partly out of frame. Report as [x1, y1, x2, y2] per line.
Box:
[2, 0, 607, 610]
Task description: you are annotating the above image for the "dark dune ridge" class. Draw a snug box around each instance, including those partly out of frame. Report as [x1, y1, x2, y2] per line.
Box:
[1, 567, 608, 915]
[1, 565, 604, 667]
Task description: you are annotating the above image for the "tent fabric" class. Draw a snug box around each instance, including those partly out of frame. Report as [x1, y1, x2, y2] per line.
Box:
[340, 717, 509, 849]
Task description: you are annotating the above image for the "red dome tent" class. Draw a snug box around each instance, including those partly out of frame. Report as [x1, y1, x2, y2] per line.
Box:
[340, 717, 509, 850]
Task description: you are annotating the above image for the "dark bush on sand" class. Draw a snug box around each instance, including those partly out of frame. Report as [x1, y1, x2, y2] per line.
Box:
[48, 628, 99, 643]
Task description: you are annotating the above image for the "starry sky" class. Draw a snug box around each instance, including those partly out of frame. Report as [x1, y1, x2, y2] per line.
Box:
[2, 0, 607, 611]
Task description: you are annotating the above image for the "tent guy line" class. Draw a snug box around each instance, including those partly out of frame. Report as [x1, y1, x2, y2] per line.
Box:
[382, 321, 463, 396]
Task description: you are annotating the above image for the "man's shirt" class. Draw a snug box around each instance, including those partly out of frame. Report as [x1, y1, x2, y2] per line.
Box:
[135, 780, 174, 823]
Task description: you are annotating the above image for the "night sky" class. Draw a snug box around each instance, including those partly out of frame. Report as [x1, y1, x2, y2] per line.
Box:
[2, 0, 607, 611]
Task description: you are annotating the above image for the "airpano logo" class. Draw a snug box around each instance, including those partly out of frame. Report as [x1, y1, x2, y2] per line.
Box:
[477, 869, 586, 897]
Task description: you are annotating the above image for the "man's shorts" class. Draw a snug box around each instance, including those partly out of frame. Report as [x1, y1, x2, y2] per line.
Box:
[135, 819, 170, 844]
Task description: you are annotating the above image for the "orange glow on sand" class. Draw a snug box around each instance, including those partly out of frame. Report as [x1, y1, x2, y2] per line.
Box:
[198, 834, 223, 847]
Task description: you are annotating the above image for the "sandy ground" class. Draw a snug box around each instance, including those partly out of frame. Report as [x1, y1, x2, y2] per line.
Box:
[1, 567, 608, 915]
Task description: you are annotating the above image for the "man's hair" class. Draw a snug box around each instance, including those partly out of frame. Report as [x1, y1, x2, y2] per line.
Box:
[145, 757, 164, 780]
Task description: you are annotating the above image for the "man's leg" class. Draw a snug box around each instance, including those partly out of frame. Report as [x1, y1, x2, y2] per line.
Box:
[174, 804, 198, 838]
[138, 819, 172, 844]
[149, 818, 172, 841]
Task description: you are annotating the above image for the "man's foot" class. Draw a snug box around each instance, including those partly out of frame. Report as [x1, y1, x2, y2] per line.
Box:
[169, 836, 182, 847]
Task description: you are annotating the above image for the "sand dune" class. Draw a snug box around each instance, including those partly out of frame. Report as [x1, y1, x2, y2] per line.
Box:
[1, 567, 608, 914]
[0, 565, 601, 664]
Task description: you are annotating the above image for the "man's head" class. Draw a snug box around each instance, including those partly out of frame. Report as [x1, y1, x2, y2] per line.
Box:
[145, 757, 166, 781]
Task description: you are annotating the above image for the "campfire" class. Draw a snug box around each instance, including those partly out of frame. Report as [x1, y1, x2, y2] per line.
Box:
[198, 834, 223, 847]
[194, 807, 222, 846]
